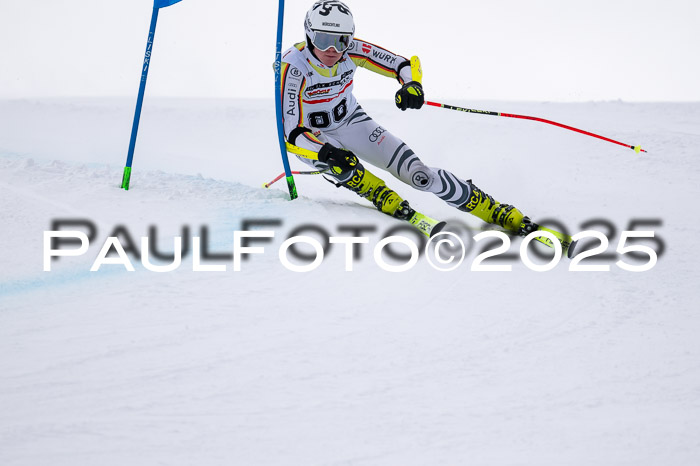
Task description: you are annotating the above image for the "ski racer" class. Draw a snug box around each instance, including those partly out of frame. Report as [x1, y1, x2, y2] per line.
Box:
[280, 0, 537, 235]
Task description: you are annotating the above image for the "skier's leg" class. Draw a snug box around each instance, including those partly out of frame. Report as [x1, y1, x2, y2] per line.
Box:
[332, 161, 415, 220]
[328, 108, 529, 233]
[295, 133, 414, 219]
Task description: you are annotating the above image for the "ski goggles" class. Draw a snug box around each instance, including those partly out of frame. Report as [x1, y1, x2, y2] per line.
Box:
[310, 31, 352, 53]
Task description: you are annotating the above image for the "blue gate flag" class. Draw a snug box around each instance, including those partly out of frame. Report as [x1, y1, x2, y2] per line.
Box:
[155, 0, 183, 8]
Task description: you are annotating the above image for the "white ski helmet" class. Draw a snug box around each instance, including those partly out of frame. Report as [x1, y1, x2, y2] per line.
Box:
[304, 1, 355, 53]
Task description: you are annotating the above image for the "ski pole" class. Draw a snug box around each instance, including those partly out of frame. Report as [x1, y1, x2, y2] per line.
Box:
[409, 56, 645, 154]
[259, 142, 324, 188]
[425, 101, 646, 153]
[121, 0, 184, 190]
[263, 169, 328, 188]
[262, 142, 325, 187]
[285, 142, 320, 160]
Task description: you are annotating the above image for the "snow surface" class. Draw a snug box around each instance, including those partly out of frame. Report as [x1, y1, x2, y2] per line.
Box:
[1, 97, 700, 465]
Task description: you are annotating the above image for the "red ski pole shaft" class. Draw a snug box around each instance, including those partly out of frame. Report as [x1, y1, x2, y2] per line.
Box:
[263, 169, 327, 188]
[424, 100, 646, 153]
[263, 172, 286, 188]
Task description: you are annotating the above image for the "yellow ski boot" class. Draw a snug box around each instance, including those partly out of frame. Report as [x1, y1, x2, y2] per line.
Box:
[459, 180, 526, 233]
[342, 165, 405, 216]
[340, 167, 446, 236]
[318, 143, 446, 236]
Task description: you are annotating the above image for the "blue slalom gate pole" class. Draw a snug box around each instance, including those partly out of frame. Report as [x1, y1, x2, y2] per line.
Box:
[121, 0, 184, 190]
[274, 0, 298, 200]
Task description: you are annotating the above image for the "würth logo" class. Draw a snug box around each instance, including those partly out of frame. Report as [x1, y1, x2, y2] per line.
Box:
[362, 43, 371, 54]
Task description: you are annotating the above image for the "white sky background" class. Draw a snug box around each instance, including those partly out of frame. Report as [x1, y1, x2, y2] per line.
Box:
[0, 0, 698, 102]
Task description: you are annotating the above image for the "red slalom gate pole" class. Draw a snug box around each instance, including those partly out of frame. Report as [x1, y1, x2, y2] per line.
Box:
[424, 100, 646, 153]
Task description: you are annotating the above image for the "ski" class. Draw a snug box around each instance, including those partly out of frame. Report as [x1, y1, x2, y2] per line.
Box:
[529, 224, 576, 258]
[407, 211, 447, 237]
[488, 221, 576, 258]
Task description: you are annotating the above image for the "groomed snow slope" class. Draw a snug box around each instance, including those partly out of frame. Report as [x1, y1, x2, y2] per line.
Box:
[1, 98, 699, 465]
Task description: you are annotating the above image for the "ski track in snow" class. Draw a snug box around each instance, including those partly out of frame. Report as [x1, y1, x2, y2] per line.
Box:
[1, 98, 699, 465]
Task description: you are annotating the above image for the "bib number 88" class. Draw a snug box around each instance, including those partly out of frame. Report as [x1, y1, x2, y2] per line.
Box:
[308, 98, 348, 129]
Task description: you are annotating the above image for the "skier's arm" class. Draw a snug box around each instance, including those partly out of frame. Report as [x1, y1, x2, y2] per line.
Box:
[348, 38, 413, 84]
[280, 62, 325, 153]
[348, 39, 424, 110]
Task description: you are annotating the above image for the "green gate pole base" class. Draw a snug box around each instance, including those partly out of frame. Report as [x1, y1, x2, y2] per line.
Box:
[121, 166, 132, 190]
[286, 176, 298, 200]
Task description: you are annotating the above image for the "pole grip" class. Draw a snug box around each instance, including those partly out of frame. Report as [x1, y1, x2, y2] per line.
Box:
[410, 56, 422, 84]
[285, 142, 319, 160]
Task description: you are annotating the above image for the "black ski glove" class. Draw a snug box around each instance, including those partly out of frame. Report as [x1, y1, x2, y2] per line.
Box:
[395, 81, 424, 111]
[317, 143, 359, 175]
